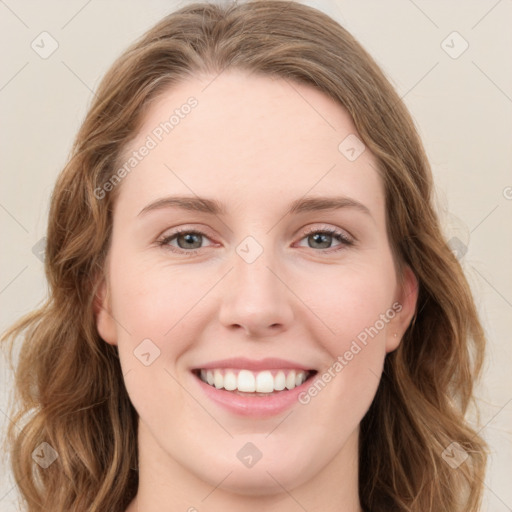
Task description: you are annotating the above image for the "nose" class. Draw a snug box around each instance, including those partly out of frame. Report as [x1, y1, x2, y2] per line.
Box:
[218, 246, 295, 338]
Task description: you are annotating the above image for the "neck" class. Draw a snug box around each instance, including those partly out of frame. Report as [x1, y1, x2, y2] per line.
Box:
[127, 421, 363, 512]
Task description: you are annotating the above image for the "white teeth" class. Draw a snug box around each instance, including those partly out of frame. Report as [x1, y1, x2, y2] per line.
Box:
[285, 370, 296, 390]
[274, 371, 286, 391]
[238, 370, 256, 392]
[256, 370, 274, 393]
[223, 371, 237, 391]
[214, 370, 223, 389]
[198, 368, 311, 393]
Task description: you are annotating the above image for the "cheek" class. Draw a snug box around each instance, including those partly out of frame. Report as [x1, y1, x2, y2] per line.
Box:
[109, 252, 204, 348]
[296, 269, 393, 432]
[300, 259, 396, 349]
[107, 257, 203, 425]
[297, 258, 396, 412]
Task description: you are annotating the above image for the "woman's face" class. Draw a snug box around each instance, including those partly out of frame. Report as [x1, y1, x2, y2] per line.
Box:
[96, 70, 417, 498]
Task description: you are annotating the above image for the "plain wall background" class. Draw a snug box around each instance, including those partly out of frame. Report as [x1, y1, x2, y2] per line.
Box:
[1, 0, 511, 510]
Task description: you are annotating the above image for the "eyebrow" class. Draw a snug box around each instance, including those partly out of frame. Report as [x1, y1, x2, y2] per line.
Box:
[137, 195, 372, 219]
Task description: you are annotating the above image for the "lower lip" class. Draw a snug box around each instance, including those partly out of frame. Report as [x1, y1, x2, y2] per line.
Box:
[192, 372, 315, 418]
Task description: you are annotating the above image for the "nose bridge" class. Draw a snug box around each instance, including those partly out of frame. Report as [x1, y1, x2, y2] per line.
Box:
[218, 235, 294, 336]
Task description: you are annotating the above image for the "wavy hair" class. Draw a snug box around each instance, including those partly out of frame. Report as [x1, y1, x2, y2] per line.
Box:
[2, 1, 488, 510]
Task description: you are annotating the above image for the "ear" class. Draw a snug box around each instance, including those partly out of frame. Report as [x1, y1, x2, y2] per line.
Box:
[93, 275, 118, 346]
[385, 265, 419, 353]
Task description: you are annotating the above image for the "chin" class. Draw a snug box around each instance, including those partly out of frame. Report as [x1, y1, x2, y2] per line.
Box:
[208, 467, 302, 497]
[197, 451, 317, 497]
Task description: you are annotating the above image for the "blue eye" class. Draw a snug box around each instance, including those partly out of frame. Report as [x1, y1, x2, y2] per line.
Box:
[158, 228, 211, 255]
[157, 226, 354, 256]
[298, 226, 354, 252]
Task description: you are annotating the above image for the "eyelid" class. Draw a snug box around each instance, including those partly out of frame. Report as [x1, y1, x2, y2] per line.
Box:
[157, 223, 354, 241]
[156, 225, 217, 250]
[156, 223, 355, 255]
[157, 224, 215, 241]
[300, 223, 355, 242]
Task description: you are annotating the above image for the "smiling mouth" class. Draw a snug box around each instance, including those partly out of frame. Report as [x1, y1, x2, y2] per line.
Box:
[192, 368, 318, 396]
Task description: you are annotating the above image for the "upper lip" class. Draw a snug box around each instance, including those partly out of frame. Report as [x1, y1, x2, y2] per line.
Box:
[192, 357, 315, 372]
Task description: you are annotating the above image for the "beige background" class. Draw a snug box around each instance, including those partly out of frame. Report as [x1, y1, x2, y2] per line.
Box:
[1, 0, 511, 510]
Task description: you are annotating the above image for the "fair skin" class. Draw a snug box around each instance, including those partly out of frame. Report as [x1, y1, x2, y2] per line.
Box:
[95, 69, 418, 512]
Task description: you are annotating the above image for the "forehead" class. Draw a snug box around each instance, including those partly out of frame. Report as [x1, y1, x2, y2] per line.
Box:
[114, 70, 385, 222]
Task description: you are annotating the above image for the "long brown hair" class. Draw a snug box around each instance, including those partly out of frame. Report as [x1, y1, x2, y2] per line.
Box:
[2, 1, 488, 510]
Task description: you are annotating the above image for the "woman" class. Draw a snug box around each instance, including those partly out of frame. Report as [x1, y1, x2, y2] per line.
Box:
[2, 1, 488, 511]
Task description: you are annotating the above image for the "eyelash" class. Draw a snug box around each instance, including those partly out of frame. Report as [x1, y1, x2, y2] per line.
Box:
[156, 226, 354, 256]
